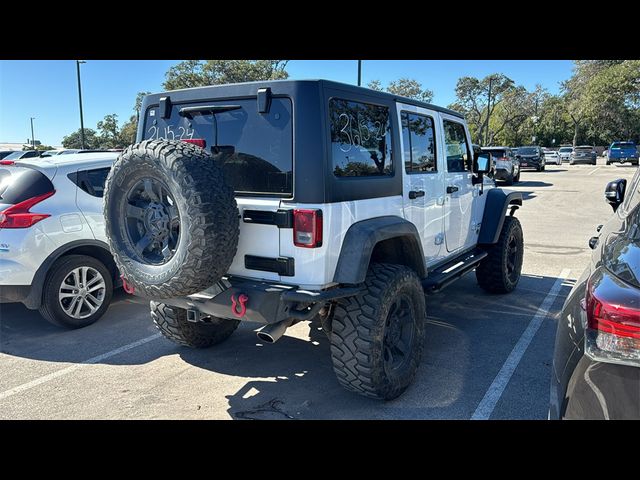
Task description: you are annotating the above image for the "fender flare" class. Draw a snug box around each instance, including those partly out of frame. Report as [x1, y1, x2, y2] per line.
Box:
[332, 216, 427, 285]
[478, 189, 523, 245]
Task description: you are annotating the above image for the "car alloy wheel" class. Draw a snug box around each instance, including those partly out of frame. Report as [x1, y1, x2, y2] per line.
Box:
[58, 266, 107, 319]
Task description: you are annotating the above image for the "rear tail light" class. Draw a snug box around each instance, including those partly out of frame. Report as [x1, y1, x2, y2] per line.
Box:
[293, 209, 322, 248]
[0, 160, 15, 165]
[583, 266, 640, 367]
[181, 139, 206, 149]
[0, 190, 55, 229]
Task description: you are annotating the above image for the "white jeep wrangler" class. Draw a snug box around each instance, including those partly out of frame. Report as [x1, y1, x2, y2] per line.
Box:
[103, 80, 524, 400]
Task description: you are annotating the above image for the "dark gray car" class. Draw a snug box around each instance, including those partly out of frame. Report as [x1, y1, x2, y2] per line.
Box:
[550, 168, 640, 419]
[570, 145, 597, 165]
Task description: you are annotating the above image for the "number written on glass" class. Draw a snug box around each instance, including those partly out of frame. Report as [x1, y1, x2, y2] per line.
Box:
[147, 125, 195, 141]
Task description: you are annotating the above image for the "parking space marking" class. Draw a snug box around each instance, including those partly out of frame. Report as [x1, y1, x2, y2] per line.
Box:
[0, 333, 161, 402]
[470, 268, 571, 420]
[587, 167, 600, 175]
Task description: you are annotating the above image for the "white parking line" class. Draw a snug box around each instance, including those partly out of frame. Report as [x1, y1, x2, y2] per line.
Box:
[470, 268, 571, 420]
[0, 333, 162, 402]
[587, 167, 600, 175]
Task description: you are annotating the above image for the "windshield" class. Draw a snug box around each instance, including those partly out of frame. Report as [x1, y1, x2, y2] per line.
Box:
[518, 147, 537, 155]
[611, 142, 635, 149]
[142, 98, 293, 196]
[544, 150, 556, 154]
[484, 149, 507, 158]
[575, 147, 593, 152]
[559, 147, 572, 153]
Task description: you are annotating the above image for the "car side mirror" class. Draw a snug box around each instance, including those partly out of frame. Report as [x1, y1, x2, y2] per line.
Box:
[474, 152, 491, 174]
[605, 178, 627, 211]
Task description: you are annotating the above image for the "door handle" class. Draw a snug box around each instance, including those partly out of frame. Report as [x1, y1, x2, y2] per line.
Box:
[409, 190, 425, 199]
[446, 185, 459, 194]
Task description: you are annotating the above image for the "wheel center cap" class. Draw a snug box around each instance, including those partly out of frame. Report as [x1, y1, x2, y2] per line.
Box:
[145, 203, 170, 237]
[79, 288, 87, 297]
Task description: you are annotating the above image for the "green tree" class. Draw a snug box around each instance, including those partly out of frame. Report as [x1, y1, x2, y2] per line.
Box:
[163, 60, 289, 90]
[61, 128, 101, 149]
[448, 74, 515, 145]
[367, 78, 433, 102]
[96, 114, 121, 148]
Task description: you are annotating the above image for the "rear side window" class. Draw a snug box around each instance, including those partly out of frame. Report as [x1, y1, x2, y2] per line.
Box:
[330, 98, 393, 177]
[485, 149, 507, 158]
[143, 98, 293, 196]
[443, 120, 471, 172]
[68, 167, 111, 198]
[0, 168, 54, 205]
[401, 112, 437, 173]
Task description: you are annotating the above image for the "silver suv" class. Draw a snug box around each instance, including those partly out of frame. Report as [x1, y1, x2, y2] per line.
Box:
[0, 152, 119, 328]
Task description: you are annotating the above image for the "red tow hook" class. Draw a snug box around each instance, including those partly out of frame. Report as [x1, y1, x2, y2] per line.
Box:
[231, 293, 249, 318]
[121, 275, 135, 294]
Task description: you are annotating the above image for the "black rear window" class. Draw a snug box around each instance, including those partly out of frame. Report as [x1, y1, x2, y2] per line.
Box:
[611, 142, 635, 149]
[518, 147, 538, 155]
[484, 149, 506, 157]
[0, 167, 54, 205]
[142, 98, 293, 196]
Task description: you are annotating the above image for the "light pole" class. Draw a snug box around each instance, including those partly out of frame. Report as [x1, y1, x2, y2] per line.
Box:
[357, 60, 362, 87]
[30, 117, 35, 150]
[76, 60, 86, 149]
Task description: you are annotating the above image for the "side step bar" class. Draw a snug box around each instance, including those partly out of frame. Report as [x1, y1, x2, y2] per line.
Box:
[422, 249, 488, 294]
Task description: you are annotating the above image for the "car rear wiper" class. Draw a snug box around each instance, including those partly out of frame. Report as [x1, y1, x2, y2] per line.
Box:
[179, 105, 241, 154]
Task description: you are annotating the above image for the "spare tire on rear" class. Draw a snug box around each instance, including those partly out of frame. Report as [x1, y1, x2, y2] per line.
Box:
[103, 139, 239, 298]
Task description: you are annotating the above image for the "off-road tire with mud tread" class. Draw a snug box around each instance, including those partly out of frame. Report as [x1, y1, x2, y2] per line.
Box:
[150, 301, 239, 348]
[330, 263, 426, 400]
[103, 140, 239, 298]
[476, 216, 524, 294]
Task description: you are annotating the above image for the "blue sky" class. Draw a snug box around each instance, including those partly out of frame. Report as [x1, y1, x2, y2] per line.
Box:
[0, 60, 575, 146]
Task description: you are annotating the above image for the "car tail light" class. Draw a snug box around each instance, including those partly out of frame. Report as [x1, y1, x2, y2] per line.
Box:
[293, 209, 322, 248]
[181, 139, 206, 149]
[0, 190, 55, 228]
[0, 160, 15, 165]
[583, 266, 640, 367]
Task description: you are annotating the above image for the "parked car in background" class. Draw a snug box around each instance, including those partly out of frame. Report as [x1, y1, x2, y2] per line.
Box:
[515, 145, 546, 171]
[558, 146, 573, 162]
[482, 146, 520, 185]
[0, 150, 42, 164]
[570, 145, 597, 165]
[550, 168, 640, 419]
[40, 150, 65, 157]
[0, 152, 120, 328]
[606, 141, 638, 165]
[543, 149, 562, 165]
[0, 151, 16, 160]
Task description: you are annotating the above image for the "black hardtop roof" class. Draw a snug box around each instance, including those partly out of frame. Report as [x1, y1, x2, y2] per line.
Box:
[143, 79, 465, 119]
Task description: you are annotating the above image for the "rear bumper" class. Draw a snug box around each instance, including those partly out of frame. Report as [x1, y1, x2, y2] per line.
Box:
[518, 158, 542, 169]
[608, 157, 638, 163]
[160, 277, 363, 324]
[494, 168, 512, 180]
[0, 284, 31, 304]
[571, 157, 596, 163]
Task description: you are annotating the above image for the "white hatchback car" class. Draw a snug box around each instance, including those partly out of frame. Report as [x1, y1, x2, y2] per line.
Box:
[0, 152, 119, 328]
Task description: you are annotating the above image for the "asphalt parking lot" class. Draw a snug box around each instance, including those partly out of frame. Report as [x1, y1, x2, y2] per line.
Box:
[1, 158, 637, 419]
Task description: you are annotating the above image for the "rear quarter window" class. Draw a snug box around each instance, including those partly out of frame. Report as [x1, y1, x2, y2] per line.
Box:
[329, 98, 393, 177]
[68, 167, 111, 198]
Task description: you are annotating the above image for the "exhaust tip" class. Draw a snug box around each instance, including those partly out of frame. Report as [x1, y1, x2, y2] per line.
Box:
[256, 331, 276, 343]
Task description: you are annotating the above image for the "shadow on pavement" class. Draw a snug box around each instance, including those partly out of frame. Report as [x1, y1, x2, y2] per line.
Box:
[1, 273, 574, 420]
[514, 180, 554, 188]
[178, 273, 574, 420]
